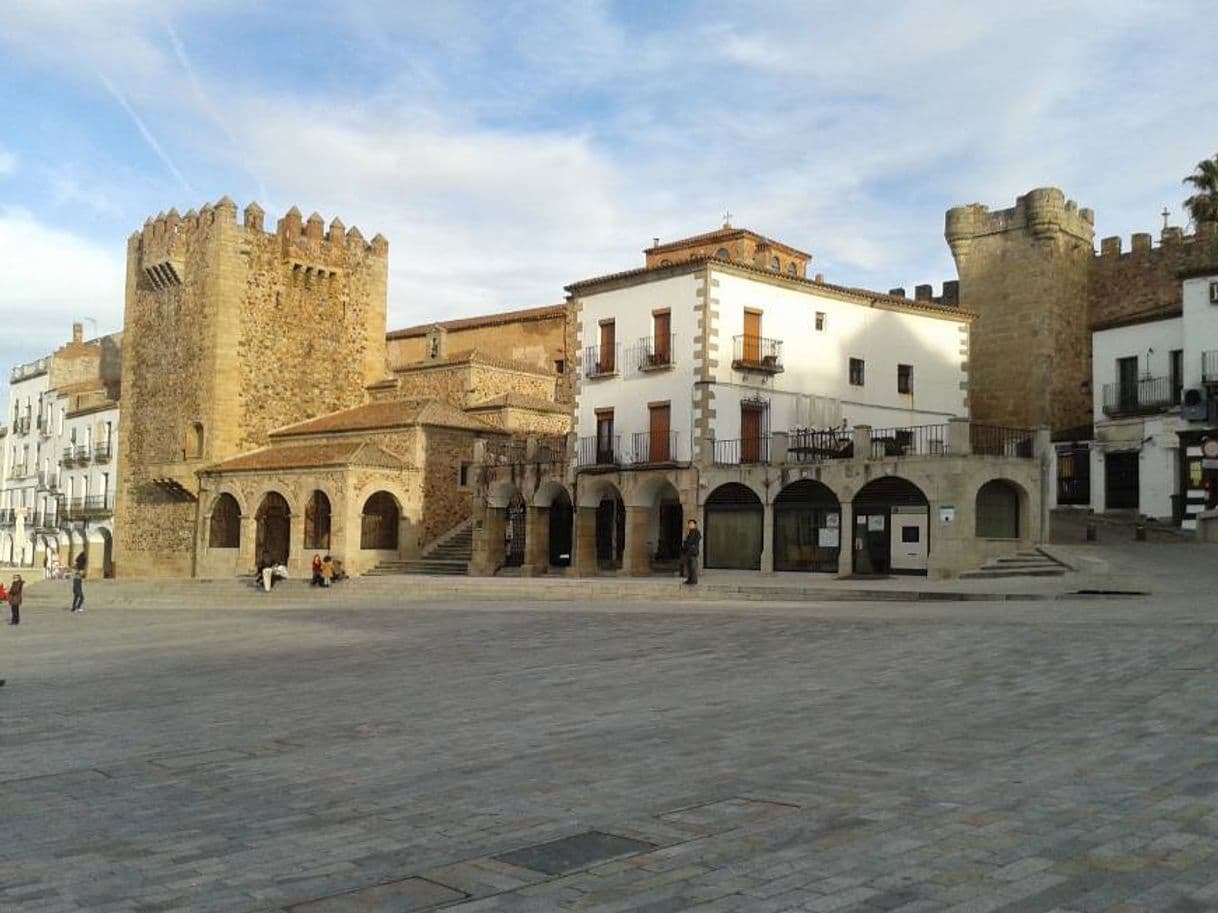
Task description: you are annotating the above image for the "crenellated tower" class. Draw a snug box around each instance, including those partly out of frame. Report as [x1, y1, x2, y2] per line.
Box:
[114, 197, 389, 577]
[945, 187, 1095, 433]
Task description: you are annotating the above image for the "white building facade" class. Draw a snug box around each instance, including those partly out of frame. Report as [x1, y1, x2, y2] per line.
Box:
[0, 324, 120, 574]
[1085, 271, 1218, 527]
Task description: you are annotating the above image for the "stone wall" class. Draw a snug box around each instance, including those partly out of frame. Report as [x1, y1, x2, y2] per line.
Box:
[1090, 224, 1218, 327]
[387, 310, 570, 383]
[114, 199, 388, 577]
[421, 426, 478, 547]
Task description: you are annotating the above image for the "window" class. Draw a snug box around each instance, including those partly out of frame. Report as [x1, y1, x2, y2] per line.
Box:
[303, 490, 332, 550]
[458, 462, 472, 487]
[652, 310, 671, 365]
[901, 526, 921, 543]
[814, 312, 826, 332]
[554, 359, 565, 375]
[598, 320, 616, 374]
[898, 364, 913, 395]
[715, 247, 730, 260]
[787, 263, 797, 277]
[770, 256, 781, 271]
[1117, 356, 1139, 408]
[1170, 349, 1183, 405]
[849, 358, 865, 386]
[596, 409, 615, 463]
[648, 403, 671, 462]
[360, 491, 400, 550]
[208, 493, 241, 548]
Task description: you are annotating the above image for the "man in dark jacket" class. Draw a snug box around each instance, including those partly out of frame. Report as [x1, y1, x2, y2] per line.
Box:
[681, 519, 702, 585]
[71, 568, 85, 614]
[8, 574, 23, 624]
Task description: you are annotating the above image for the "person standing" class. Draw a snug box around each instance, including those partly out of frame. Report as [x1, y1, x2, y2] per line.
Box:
[310, 554, 323, 586]
[681, 519, 701, 585]
[8, 575, 24, 625]
[71, 568, 85, 613]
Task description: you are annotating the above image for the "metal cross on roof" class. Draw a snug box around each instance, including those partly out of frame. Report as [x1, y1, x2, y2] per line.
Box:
[722, 210, 733, 227]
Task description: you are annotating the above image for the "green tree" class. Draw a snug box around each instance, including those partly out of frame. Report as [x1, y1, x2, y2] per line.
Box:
[1183, 153, 1218, 225]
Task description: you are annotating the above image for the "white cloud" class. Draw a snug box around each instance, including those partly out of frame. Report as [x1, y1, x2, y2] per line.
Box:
[0, 209, 125, 370]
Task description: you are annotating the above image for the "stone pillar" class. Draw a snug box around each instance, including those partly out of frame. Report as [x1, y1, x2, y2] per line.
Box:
[476, 508, 507, 575]
[238, 515, 256, 573]
[836, 501, 853, 576]
[760, 500, 774, 573]
[574, 506, 598, 576]
[289, 512, 305, 577]
[1035, 426, 1052, 544]
[623, 506, 651, 576]
[84, 533, 104, 580]
[947, 418, 971, 456]
[525, 506, 548, 575]
[853, 425, 871, 463]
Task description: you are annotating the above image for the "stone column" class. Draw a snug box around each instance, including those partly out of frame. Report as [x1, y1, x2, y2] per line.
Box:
[525, 506, 548, 575]
[470, 507, 506, 576]
[836, 501, 853, 576]
[289, 512, 305, 577]
[1035, 426, 1052, 544]
[853, 425, 871, 463]
[623, 506, 651, 576]
[574, 506, 598, 576]
[760, 500, 774, 573]
[238, 515, 256, 573]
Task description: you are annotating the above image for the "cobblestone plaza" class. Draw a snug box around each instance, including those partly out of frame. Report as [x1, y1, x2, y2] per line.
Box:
[5, 591, 1218, 912]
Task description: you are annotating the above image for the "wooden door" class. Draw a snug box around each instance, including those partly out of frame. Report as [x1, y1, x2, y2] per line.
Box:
[741, 406, 762, 463]
[743, 310, 761, 362]
[653, 312, 671, 364]
[649, 404, 670, 462]
[599, 321, 616, 373]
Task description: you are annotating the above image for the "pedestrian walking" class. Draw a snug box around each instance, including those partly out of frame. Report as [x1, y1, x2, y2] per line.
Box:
[8, 574, 24, 625]
[71, 568, 85, 613]
[681, 519, 701, 585]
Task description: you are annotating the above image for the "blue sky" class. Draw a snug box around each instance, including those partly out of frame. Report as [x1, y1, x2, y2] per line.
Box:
[1, 0, 1216, 370]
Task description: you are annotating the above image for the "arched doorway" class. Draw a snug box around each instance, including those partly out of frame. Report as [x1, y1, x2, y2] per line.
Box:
[90, 527, 114, 578]
[595, 487, 625, 569]
[774, 479, 841, 572]
[255, 492, 291, 565]
[209, 493, 241, 548]
[976, 480, 1021, 539]
[704, 483, 763, 570]
[304, 490, 332, 550]
[360, 491, 399, 550]
[852, 476, 929, 576]
[542, 485, 573, 567]
[504, 491, 526, 567]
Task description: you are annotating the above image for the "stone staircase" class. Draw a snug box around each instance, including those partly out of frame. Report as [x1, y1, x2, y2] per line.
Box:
[958, 548, 1068, 579]
[364, 521, 473, 576]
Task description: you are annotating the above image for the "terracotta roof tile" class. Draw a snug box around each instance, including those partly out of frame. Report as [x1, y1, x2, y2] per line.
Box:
[203, 441, 404, 474]
[386, 303, 567, 339]
[270, 398, 501, 438]
[396, 348, 553, 376]
[467, 393, 571, 414]
[647, 226, 811, 258]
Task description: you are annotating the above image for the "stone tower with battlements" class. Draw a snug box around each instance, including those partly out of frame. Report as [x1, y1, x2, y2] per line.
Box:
[946, 187, 1095, 434]
[114, 197, 389, 577]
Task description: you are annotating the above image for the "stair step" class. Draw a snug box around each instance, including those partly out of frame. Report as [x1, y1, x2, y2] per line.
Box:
[959, 568, 1066, 579]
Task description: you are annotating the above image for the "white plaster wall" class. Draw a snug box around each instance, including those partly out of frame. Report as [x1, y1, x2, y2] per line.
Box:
[709, 269, 967, 440]
[60, 406, 120, 510]
[1182, 274, 1218, 388]
[575, 272, 702, 460]
[2, 370, 50, 513]
[1140, 416, 1181, 519]
[1091, 318, 1182, 424]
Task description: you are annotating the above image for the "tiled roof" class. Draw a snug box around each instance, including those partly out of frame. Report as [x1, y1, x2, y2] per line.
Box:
[396, 348, 553, 376]
[647, 225, 811, 258]
[270, 397, 500, 438]
[467, 393, 571, 414]
[203, 441, 404, 474]
[566, 256, 975, 321]
[386, 303, 567, 339]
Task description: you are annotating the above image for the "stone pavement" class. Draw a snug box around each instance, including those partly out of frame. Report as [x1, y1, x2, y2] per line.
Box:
[6, 586, 1218, 912]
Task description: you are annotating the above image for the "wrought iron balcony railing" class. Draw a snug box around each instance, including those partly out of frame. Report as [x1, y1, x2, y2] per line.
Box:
[63, 494, 113, 520]
[629, 431, 679, 464]
[582, 343, 620, 378]
[577, 435, 621, 466]
[636, 335, 675, 371]
[731, 335, 783, 373]
[1102, 377, 1173, 417]
[869, 425, 949, 458]
[94, 442, 114, 463]
[712, 436, 771, 465]
[787, 428, 854, 462]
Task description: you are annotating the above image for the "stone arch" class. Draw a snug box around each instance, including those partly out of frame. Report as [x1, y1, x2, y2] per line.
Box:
[533, 479, 571, 508]
[88, 525, 114, 578]
[580, 478, 625, 569]
[630, 476, 684, 563]
[303, 489, 332, 550]
[255, 491, 292, 565]
[487, 480, 523, 510]
[578, 475, 624, 509]
[714, 247, 730, 260]
[209, 492, 242, 548]
[852, 475, 929, 576]
[774, 479, 841, 573]
[704, 482, 764, 570]
[360, 490, 400, 551]
[539, 483, 573, 567]
[974, 478, 1028, 539]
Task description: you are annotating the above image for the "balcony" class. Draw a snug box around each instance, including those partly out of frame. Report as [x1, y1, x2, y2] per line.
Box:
[1102, 376, 1174, 417]
[94, 442, 114, 463]
[787, 428, 854, 462]
[74, 445, 91, 465]
[36, 416, 51, 438]
[582, 343, 620, 379]
[9, 463, 28, 480]
[636, 335, 675, 372]
[629, 431, 680, 465]
[1204, 351, 1218, 384]
[63, 494, 113, 521]
[577, 435, 621, 467]
[731, 335, 783, 374]
[13, 416, 31, 436]
[31, 510, 58, 530]
[869, 425, 949, 458]
[712, 436, 771, 465]
[0, 508, 14, 525]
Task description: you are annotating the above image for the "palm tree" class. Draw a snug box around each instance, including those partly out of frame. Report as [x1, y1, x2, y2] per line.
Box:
[1183, 153, 1218, 226]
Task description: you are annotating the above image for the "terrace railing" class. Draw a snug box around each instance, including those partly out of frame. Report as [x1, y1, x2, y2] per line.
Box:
[1102, 377, 1173, 417]
[583, 343, 620, 378]
[731, 335, 783, 373]
[868, 425, 949, 458]
[577, 435, 621, 467]
[712, 436, 771, 465]
[630, 431, 679, 464]
[636, 335, 675, 371]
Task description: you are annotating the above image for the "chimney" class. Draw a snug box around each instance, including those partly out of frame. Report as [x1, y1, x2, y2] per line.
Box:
[72, 322, 83, 344]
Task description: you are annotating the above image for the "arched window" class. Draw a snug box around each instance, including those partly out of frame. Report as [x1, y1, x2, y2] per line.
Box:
[361, 491, 399, 550]
[187, 422, 204, 459]
[786, 262, 797, 276]
[715, 247, 730, 260]
[304, 490, 331, 549]
[209, 493, 241, 548]
[770, 256, 781, 271]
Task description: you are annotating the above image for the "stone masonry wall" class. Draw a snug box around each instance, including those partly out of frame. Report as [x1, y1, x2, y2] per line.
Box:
[1090, 224, 1218, 326]
[421, 426, 478, 547]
